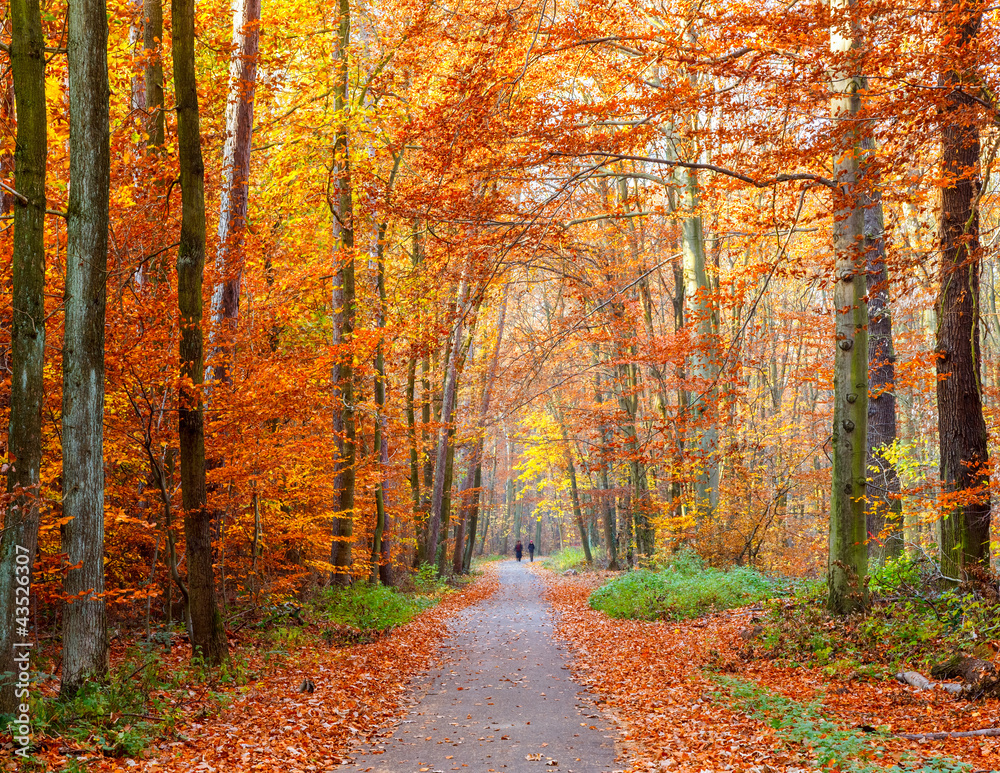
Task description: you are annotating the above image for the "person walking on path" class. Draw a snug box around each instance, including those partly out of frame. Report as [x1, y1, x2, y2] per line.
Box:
[528, 540, 535, 562]
[515, 541, 523, 562]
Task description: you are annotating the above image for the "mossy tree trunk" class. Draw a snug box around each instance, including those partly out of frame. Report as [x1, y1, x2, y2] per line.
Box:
[0, 0, 47, 713]
[826, 0, 869, 615]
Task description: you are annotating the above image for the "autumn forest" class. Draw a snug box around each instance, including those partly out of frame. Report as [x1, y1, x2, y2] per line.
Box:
[1, 0, 1000, 767]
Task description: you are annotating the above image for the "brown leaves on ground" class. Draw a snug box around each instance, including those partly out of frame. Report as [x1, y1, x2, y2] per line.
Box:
[539, 569, 1000, 773]
[22, 567, 499, 773]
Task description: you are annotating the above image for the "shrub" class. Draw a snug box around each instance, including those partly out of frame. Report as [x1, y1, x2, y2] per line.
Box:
[588, 552, 776, 620]
[315, 583, 428, 631]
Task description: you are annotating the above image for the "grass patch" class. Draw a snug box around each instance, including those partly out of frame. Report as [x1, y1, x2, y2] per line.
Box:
[710, 674, 970, 772]
[543, 546, 592, 572]
[588, 549, 777, 620]
[2, 642, 242, 762]
[757, 557, 1000, 678]
[314, 582, 432, 632]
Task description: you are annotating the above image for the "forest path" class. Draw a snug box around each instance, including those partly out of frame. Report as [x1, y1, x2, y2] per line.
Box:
[337, 560, 618, 773]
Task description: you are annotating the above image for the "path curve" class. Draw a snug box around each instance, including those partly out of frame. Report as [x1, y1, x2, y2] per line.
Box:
[338, 560, 618, 773]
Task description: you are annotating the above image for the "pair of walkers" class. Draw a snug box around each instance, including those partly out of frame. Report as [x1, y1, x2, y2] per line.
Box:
[514, 540, 535, 562]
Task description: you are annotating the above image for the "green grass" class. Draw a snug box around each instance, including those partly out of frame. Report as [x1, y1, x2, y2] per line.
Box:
[2, 643, 237, 761]
[758, 558, 1000, 678]
[588, 549, 777, 620]
[314, 582, 432, 632]
[543, 546, 592, 571]
[710, 674, 970, 772]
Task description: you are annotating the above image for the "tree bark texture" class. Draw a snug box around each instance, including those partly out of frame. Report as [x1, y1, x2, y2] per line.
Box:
[61, 0, 111, 695]
[371, 223, 389, 583]
[143, 0, 164, 148]
[681, 167, 719, 521]
[862, 137, 903, 561]
[330, 0, 356, 584]
[826, 0, 869, 615]
[0, 0, 47, 713]
[936, 0, 989, 578]
[173, 0, 229, 664]
[427, 279, 468, 575]
[210, 0, 261, 384]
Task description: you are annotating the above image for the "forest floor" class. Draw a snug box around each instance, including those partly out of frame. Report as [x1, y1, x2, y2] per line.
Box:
[11, 561, 1000, 772]
[12, 569, 498, 773]
[539, 565, 1000, 773]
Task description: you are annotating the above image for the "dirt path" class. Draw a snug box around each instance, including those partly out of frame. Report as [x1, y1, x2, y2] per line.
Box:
[338, 560, 618, 773]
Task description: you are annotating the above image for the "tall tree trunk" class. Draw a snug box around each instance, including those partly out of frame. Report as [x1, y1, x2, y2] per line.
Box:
[143, 0, 164, 148]
[608, 305, 653, 558]
[330, 0, 355, 584]
[827, 0, 869, 615]
[936, 0, 989, 577]
[453, 287, 507, 574]
[173, 0, 228, 664]
[556, 407, 593, 564]
[593, 364, 620, 570]
[371, 223, 389, 583]
[0, 0, 47, 713]
[61, 0, 111, 695]
[862, 137, 903, 562]
[427, 278, 469, 574]
[209, 0, 261, 384]
[681, 166, 719, 521]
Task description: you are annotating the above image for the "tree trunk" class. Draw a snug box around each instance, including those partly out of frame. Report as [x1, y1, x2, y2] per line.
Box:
[593, 366, 620, 570]
[61, 0, 111, 696]
[826, 0, 869, 615]
[209, 0, 261, 384]
[681, 166, 719, 521]
[427, 279, 469, 574]
[143, 0, 164, 148]
[0, 0, 47, 713]
[329, 0, 355, 584]
[173, 0, 228, 664]
[557, 409, 593, 564]
[862, 136, 903, 562]
[371, 223, 389, 583]
[453, 287, 507, 574]
[936, 0, 989, 579]
[607, 310, 653, 559]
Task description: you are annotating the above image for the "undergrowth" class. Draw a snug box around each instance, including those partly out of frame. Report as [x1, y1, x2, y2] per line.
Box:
[5, 575, 455, 765]
[588, 549, 776, 620]
[710, 674, 970, 772]
[544, 546, 593, 571]
[2, 642, 248, 764]
[313, 578, 438, 633]
[756, 556, 1000, 678]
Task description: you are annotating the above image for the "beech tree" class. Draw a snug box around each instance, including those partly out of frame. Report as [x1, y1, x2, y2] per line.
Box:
[61, 0, 112, 695]
[826, 0, 869, 615]
[935, 0, 990, 579]
[0, 0, 46, 713]
[210, 0, 262, 383]
[173, 0, 228, 665]
[329, 0, 356, 584]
